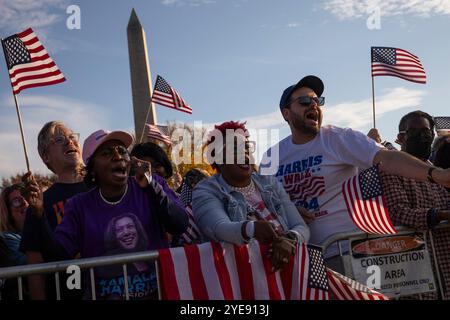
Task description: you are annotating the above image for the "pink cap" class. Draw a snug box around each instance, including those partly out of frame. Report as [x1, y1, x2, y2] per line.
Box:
[82, 129, 134, 165]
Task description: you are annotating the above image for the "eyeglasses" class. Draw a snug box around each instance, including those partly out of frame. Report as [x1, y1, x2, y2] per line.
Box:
[97, 145, 130, 160]
[50, 133, 80, 145]
[399, 127, 433, 136]
[288, 96, 325, 108]
[9, 197, 26, 209]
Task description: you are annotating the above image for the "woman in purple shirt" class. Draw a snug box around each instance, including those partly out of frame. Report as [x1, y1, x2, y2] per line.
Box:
[23, 129, 188, 299]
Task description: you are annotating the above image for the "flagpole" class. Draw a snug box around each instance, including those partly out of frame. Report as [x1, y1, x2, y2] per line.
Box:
[1, 38, 30, 172]
[12, 93, 31, 172]
[371, 75, 376, 129]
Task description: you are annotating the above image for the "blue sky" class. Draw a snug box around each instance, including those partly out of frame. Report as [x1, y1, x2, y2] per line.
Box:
[1, 0, 450, 178]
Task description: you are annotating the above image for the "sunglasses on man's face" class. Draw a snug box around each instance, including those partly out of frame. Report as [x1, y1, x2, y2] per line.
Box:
[399, 127, 433, 137]
[289, 96, 325, 107]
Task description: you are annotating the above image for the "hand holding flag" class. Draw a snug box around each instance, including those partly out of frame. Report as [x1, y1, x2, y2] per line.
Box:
[1, 27, 66, 171]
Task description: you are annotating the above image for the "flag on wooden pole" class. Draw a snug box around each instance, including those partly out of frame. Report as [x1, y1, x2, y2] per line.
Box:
[371, 47, 426, 84]
[1, 28, 65, 94]
[146, 123, 172, 145]
[151, 75, 192, 114]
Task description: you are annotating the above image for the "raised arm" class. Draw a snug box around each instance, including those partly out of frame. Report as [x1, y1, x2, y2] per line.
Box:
[374, 149, 450, 188]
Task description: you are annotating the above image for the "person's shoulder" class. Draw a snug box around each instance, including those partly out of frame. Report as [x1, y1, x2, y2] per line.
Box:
[43, 181, 88, 201]
[321, 125, 371, 142]
[321, 124, 353, 135]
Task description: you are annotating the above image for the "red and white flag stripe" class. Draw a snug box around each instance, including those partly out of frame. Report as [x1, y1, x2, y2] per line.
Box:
[2, 28, 65, 94]
[342, 174, 397, 235]
[146, 124, 172, 145]
[327, 268, 389, 300]
[158, 242, 331, 300]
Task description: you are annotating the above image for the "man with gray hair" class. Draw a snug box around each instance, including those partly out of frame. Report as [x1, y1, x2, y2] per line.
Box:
[20, 121, 87, 299]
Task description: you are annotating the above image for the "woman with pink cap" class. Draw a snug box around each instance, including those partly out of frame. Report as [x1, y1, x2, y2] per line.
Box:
[25, 129, 188, 300]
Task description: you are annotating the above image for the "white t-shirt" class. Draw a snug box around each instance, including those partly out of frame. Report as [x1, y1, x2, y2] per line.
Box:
[260, 125, 382, 257]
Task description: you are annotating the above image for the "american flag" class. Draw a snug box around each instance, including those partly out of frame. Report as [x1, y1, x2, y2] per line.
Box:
[146, 124, 172, 145]
[342, 166, 397, 235]
[434, 116, 450, 135]
[151, 75, 192, 114]
[327, 268, 389, 300]
[371, 47, 426, 84]
[179, 205, 202, 245]
[1, 28, 65, 94]
[157, 242, 329, 300]
[284, 175, 325, 202]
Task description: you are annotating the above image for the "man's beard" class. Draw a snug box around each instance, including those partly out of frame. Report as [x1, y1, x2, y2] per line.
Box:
[291, 115, 321, 136]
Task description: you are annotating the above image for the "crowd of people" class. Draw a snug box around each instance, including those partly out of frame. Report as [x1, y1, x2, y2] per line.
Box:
[1, 75, 450, 300]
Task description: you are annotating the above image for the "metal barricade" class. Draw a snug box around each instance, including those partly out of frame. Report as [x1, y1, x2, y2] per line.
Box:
[319, 222, 450, 299]
[1, 222, 448, 300]
[0, 250, 160, 300]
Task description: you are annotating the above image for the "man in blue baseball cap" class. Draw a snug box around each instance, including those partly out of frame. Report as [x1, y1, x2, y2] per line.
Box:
[261, 75, 450, 273]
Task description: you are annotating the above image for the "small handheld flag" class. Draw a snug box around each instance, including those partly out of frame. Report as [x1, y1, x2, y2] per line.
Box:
[342, 166, 397, 235]
[151, 75, 192, 114]
[1, 28, 66, 171]
[371, 47, 426, 84]
[1, 28, 65, 94]
[146, 124, 172, 146]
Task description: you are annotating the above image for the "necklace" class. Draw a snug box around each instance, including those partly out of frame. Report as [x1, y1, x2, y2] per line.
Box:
[230, 179, 256, 197]
[99, 184, 129, 205]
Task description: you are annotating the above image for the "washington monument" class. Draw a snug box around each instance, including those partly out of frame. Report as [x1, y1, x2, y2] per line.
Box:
[127, 9, 157, 142]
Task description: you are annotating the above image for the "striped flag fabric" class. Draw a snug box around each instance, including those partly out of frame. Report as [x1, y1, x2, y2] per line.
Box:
[435, 116, 450, 136]
[371, 47, 426, 84]
[342, 166, 397, 235]
[284, 175, 325, 202]
[146, 124, 172, 145]
[327, 268, 389, 300]
[179, 205, 202, 245]
[1, 28, 65, 94]
[151, 75, 192, 114]
[157, 242, 329, 300]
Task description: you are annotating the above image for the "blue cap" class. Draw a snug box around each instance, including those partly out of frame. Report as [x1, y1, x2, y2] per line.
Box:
[279, 75, 324, 109]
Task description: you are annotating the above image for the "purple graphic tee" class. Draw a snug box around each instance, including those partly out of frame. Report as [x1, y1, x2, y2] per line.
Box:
[54, 176, 180, 299]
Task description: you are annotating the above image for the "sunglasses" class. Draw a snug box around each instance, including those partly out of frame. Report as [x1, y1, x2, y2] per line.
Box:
[399, 127, 433, 136]
[288, 96, 325, 107]
[97, 145, 130, 160]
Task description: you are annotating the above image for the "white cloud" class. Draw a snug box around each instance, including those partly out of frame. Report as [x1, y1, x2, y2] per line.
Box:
[323, 0, 450, 20]
[161, 0, 216, 6]
[0, 94, 117, 179]
[0, 0, 67, 34]
[287, 22, 301, 28]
